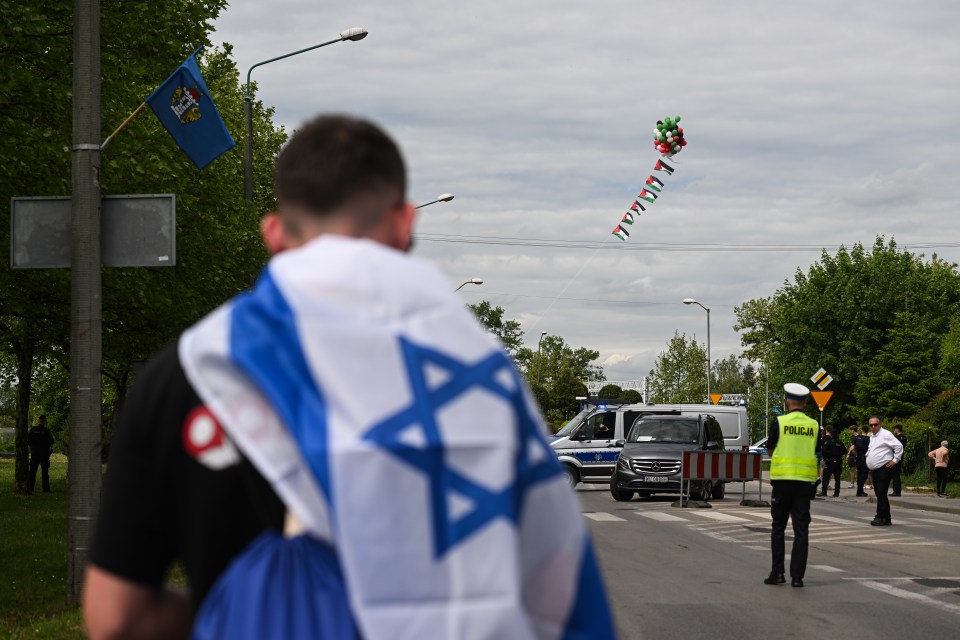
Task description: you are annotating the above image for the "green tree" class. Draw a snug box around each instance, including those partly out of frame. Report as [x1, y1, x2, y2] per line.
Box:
[647, 331, 707, 403]
[467, 301, 524, 356]
[903, 389, 960, 477]
[712, 355, 755, 395]
[735, 238, 960, 426]
[938, 315, 960, 387]
[621, 389, 643, 403]
[516, 335, 603, 388]
[0, 1, 286, 490]
[596, 384, 624, 400]
[853, 311, 945, 420]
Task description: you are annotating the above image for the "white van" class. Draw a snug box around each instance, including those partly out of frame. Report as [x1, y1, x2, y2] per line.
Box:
[550, 402, 749, 490]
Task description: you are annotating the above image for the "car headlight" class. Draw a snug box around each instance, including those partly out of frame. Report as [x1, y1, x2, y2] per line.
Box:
[617, 455, 630, 468]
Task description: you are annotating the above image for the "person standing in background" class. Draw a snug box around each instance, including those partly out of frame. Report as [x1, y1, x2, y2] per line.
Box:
[865, 416, 903, 526]
[929, 440, 950, 497]
[891, 425, 907, 496]
[27, 415, 55, 494]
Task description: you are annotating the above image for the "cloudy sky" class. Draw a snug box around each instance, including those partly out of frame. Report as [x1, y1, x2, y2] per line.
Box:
[212, 0, 960, 385]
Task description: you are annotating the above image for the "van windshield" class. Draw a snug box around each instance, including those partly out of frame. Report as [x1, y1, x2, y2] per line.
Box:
[554, 408, 592, 437]
[627, 418, 699, 444]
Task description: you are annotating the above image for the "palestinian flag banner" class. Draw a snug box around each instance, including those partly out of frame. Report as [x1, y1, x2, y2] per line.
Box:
[645, 176, 664, 192]
[612, 225, 629, 240]
[654, 159, 674, 175]
[630, 201, 645, 213]
[621, 212, 634, 225]
[638, 189, 658, 203]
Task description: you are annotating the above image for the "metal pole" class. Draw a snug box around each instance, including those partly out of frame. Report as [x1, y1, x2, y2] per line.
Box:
[68, 0, 103, 605]
[243, 98, 253, 199]
[243, 36, 347, 200]
[705, 306, 711, 400]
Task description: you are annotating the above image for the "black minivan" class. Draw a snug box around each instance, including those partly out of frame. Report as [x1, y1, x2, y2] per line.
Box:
[609, 414, 725, 501]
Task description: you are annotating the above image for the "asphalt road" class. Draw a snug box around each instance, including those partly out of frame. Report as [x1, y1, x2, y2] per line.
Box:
[576, 482, 960, 640]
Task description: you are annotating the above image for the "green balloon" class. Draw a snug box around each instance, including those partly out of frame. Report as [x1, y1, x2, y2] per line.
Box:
[675, 115, 682, 122]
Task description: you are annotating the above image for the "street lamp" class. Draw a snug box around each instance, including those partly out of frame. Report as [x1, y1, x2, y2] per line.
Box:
[537, 331, 547, 386]
[454, 278, 483, 292]
[415, 193, 455, 209]
[244, 27, 368, 199]
[683, 298, 711, 400]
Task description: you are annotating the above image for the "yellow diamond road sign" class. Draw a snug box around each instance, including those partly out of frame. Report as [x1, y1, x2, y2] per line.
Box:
[810, 368, 833, 390]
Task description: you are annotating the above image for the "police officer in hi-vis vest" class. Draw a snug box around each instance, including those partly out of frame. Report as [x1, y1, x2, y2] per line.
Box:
[764, 383, 820, 588]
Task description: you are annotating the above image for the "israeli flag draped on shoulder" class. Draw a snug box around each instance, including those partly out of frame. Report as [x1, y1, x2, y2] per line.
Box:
[145, 47, 235, 169]
[179, 236, 614, 639]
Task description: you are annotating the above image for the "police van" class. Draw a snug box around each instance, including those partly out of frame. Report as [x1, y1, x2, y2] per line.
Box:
[551, 401, 749, 493]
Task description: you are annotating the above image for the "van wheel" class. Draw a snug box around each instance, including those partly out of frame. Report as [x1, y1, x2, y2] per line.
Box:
[711, 481, 726, 500]
[563, 465, 578, 488]
[609, 473, 633, 501]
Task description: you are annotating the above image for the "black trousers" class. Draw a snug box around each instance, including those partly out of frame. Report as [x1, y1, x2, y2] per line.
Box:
[872, 465, 893, 522]
[935, 467, 948, 494]
[856, 457, 870, 493]
[821, 460, 842, 495]
[770, 480, 812, 579]
[28, 454, 51, 493]
[891, 461, 903, 495]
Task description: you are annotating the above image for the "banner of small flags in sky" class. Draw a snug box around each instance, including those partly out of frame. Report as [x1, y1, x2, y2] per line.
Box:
[611, 159, 674, 240]
[612, 115, 685, 241]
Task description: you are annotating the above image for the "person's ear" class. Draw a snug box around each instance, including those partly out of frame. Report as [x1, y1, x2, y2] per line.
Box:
[261, 213, 286, 255]
[394, 202, 417, 252]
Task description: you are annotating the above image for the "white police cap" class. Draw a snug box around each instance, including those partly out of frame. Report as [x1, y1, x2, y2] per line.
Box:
[783, 383, 810, 400]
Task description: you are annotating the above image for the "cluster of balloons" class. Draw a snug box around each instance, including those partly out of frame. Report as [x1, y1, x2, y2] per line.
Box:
[653, 116, 686, 156]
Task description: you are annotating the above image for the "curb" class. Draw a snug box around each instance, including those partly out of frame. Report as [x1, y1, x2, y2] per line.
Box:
[874, 496, 960, 517]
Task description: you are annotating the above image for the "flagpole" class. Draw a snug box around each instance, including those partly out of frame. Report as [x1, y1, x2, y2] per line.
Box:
[100, 101, 147, 150]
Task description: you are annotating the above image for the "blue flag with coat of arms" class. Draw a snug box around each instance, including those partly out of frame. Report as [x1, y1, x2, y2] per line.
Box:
[145, 47, 235, 169]
[179, 236, 615, 639]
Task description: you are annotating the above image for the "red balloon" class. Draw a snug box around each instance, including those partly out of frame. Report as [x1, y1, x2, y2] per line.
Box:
[681, 139, 687, 146]
[678, 128, 683, 134]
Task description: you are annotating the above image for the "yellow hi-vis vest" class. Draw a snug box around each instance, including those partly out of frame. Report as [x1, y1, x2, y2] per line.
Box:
[770, 410, 819, 482]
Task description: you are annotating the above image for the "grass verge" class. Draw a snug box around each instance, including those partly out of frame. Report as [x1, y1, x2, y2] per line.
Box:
[0, 455, 86, 639]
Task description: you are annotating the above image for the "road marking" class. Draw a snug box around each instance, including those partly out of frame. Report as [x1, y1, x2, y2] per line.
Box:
[853, 579, 960, 616]
[584, 512, 626, 522]
[813, 514, 865, 526]
[635, 511, 688, 522]
[691, 512, 752, 523]
[911, 518, 960, 528]
[745, 545, 767, 551]
[809, 565, 845, 572]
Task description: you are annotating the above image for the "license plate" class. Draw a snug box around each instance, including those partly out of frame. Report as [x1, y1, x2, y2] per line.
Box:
[643, 476, 670, 483]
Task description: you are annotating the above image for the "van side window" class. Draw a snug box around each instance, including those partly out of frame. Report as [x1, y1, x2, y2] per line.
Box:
[703, 417, 724, 449]
[577, 412, 614, 440]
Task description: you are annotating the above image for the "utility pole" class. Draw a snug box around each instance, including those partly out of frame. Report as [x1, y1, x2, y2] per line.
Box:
[68, 0, 103, 604]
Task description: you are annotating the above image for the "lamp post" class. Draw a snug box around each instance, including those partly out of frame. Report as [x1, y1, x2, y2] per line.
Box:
[244, 27, 368, 199]
[537, 331, 547, 385]
[454, 278, 483, 292]
[415, 193, 455, 209]
[682, 298, 711, 400]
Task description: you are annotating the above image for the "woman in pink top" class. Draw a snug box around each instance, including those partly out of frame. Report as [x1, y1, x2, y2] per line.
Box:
[928, 441, 950, 497]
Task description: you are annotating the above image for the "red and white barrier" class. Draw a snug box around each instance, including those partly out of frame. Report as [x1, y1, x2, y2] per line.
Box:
[680, 450, 764, 504]
[682, 451, 762, 481]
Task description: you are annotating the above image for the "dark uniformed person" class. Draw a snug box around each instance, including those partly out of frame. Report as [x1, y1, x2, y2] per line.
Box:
[852, 426, 871, 496]
[764, 383, 819, 588]
[891, 425, 906, 496]
[27, 414, 55, 493]
[819, 425, 846, 497]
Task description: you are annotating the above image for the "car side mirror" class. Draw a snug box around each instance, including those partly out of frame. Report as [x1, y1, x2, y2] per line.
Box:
[706, 440, 720, 451]
[615, 439, 626, 447]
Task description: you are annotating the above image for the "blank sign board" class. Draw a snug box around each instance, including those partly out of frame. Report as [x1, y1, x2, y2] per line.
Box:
[10, 194, 176, 268]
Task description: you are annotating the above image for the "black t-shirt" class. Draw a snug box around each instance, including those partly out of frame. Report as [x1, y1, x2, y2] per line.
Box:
[88, 343, 285, 609]
[852, 434, 870, 456]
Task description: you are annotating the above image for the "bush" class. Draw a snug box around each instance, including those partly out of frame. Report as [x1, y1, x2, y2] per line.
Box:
[904, 388, 960, 479]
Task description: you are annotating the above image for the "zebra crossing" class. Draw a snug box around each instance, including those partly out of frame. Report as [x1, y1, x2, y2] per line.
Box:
[584, 503, 948, 547]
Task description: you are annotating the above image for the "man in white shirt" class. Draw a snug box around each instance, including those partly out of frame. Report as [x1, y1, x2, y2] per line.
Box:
[865, 416, 903, 526]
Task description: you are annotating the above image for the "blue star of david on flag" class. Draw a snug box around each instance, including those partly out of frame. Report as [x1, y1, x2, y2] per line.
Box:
[363, 337, 560, 558]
